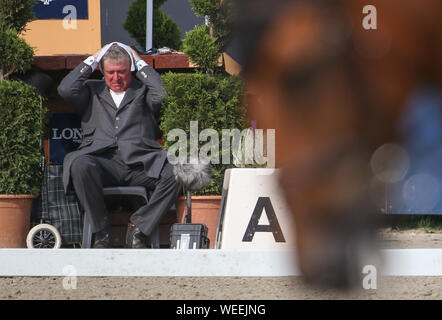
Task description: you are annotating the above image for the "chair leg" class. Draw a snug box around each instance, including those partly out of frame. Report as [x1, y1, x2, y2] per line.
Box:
[150, 225, 160, 248]
[82, 213, 92, 248]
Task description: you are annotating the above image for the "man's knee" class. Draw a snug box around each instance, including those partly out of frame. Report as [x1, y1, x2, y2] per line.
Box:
[71, 155, 99, 180]
[161, 162, 177, 181]
[159, 162, 181, 191]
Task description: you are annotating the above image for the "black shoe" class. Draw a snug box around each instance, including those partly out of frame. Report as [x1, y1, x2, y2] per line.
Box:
[126, 223, 150, 249]
[93, 227, 112, 248]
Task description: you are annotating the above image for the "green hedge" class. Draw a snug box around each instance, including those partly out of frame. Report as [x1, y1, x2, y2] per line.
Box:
[0, 18, 34, 80]
[160, 72, 246, 195]
[189, 0, 233, 52]
[0, 0, 36, 34]
[182, 25, 220, 75]
[0, 80, 45, 195]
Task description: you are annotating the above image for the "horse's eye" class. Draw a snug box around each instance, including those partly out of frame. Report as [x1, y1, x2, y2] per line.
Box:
[279, 56, 343, 107]
[282, 66, 317, 97]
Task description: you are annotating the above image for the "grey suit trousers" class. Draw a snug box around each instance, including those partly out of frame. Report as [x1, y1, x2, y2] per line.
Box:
[70, 147, 181, 236]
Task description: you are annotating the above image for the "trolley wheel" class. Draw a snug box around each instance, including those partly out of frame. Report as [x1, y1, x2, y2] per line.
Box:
[26, 224, 62, 249]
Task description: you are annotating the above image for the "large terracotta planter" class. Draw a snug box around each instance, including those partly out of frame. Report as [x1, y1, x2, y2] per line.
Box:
[176, 195, 222, 249]
[0, 195, 35, 248]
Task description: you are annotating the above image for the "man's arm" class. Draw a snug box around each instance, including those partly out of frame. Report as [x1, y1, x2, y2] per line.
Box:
[131, 49, 166, 120]
[57, 51, 100, 114]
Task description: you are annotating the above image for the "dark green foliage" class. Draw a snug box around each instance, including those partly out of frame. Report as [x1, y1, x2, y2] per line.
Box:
[123, 0, 146, 48]
[0, 0, 36, 33]
[0, 18, 34, 80]
[123, 0, 182, 50]
[0, 0, 45, 195]
[160, 73, 246, 195]
[380, 215, 442, 232]
[153, 9, 182, 50]
[160, 1, 249, 195]
[0, 80, 45, 195]
[183, 0, 234, 74]
[190, 0, 234, 52]
[182, 25, 220, 75]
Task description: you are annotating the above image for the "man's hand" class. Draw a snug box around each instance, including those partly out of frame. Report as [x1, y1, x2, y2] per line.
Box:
[129, 47, 142, 62]
[92, 48, 101, 60]
[92, 44, 142, 70]
[93, 44, 109, 60]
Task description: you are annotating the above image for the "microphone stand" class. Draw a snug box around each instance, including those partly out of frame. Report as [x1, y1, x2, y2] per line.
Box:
[185, 189, 192, 223]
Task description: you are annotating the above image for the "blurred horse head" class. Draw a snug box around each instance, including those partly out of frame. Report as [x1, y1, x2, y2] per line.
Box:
[233, 0, 442, 287]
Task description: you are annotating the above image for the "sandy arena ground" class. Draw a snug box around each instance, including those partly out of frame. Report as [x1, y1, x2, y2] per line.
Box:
[0, 228, 441, 300]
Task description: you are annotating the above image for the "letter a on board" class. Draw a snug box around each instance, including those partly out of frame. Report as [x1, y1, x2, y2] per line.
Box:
[242, 197, 285, 242]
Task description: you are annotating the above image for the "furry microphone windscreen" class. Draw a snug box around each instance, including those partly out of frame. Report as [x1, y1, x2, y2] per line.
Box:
[172, 158, 212, 192]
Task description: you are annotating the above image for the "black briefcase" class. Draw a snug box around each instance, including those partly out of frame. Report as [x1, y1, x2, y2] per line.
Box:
[170, 223, 210, 249]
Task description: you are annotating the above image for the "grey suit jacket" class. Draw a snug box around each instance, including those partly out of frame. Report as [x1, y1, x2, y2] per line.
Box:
[57, 61, 167, 193]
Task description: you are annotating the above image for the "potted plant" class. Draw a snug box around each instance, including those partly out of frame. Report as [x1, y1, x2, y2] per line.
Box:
[0, 0, 46, 247]
[160, 0, 246, 248]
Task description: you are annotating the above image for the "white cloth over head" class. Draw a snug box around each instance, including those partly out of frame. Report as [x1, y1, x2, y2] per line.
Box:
[97, 42, 136, 71]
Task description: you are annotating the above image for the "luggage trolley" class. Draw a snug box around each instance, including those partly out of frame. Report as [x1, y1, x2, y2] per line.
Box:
[27, 163, 83, 249]
[27, 113, 85, 249]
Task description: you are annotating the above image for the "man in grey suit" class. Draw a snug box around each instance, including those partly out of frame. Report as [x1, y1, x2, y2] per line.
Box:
[58, 43, 181, 248]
